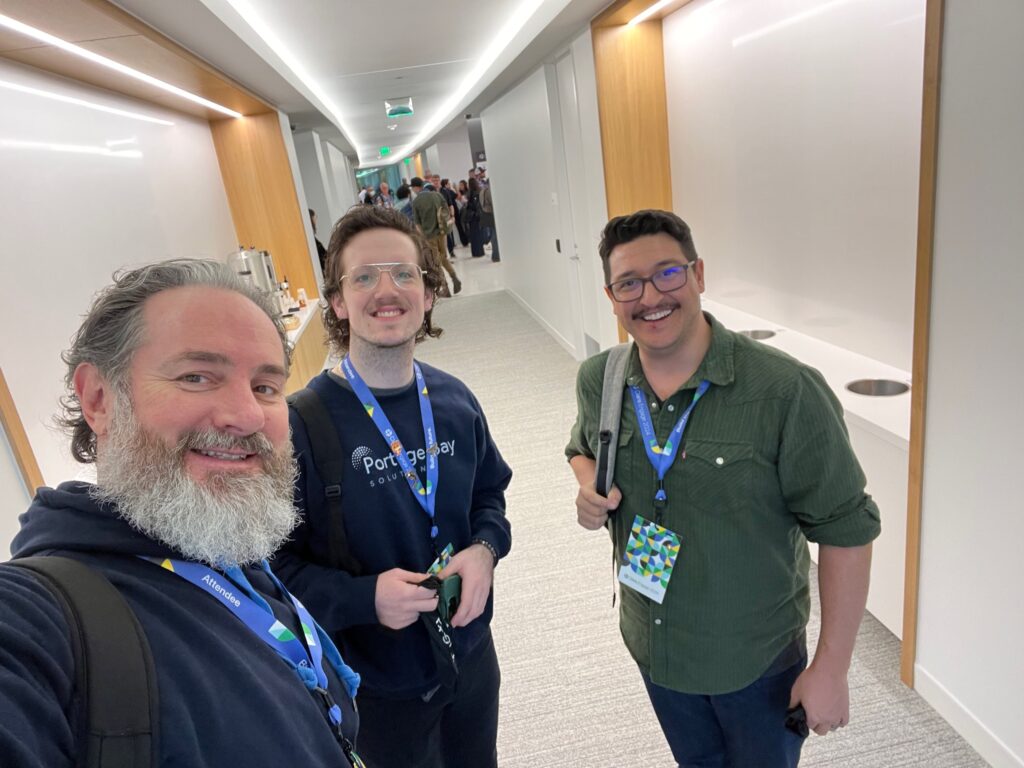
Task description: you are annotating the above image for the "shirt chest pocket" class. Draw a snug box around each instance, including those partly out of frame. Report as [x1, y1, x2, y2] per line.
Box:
[681, 438, 755, 513]
[605, 421, 636, 490]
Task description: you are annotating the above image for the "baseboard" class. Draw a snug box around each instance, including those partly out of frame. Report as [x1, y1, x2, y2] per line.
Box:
[505, 288, 579, 359]
[914, 664, 1024, 768]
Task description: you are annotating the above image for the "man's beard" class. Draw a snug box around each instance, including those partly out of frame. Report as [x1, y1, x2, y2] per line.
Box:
[92, 391, 299, 568]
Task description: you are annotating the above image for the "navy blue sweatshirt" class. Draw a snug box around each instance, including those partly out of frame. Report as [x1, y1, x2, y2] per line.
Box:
[0, 482, 360, 767]
[274, 363, 513, 699]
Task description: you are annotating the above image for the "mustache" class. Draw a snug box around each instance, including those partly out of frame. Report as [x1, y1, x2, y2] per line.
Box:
[632, 302, 679, 319]
[176, 429, 276, 458]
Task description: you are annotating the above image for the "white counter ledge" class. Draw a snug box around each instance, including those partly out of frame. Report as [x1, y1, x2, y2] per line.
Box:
[703, 298, 911, 449]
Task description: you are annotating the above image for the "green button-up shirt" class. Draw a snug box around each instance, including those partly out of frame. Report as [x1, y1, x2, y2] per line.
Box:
[566, 313, 880, 695]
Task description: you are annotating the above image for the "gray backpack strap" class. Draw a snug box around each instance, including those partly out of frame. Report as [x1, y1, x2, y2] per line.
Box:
[595, 342, 632, 497]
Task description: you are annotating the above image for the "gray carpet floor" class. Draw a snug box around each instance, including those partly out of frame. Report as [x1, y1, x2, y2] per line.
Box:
[415, 291, 987, 767]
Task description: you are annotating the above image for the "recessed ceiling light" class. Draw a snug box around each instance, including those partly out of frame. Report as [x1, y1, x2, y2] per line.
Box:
[0, 13, 242, 118]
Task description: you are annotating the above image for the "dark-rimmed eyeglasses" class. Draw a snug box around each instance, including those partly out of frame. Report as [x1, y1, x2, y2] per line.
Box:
[606, 262, 695, 302]
[340, 262, 426, 292]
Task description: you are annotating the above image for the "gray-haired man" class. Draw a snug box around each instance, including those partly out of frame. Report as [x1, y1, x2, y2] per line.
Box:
[0, 260, 364, 767]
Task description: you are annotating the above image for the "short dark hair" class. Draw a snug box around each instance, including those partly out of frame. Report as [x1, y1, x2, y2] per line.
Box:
[321, 206, 444, 353]
[396, 184, 410, 200]
[598, 209, 699, 284]
[410, 176, 424, 188]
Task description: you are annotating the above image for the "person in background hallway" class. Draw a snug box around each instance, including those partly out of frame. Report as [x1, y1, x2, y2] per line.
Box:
[275, 206, 512, 768]
[455, 180, 470, 247]
[0, 260, 363, 767]
[310, 208, 328, 275]
[363, 187, 376, 206]
[466, 177, 486, 258]
[479, 177, 500, 263]
[410, 176, 461, 295]
[374, 182, 394, 209]
[439, 179, 458, 258]
[396, 184, 414, 222]
[566, 210, 880, 768]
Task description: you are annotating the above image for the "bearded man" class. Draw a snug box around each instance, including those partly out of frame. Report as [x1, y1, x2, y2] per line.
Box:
[0, 260, 365, 767]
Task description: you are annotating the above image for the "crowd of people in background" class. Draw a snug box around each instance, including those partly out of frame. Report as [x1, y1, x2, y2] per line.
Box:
[346, 166, 501, 298]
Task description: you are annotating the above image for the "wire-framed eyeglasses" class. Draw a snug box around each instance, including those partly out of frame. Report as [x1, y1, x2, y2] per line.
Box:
[606, 262, 695, 302]
[340, 262, 426, 292]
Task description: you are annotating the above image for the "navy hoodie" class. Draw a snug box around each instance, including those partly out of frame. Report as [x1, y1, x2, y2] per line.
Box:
[0, 482, 360, 767]
[274, 363, 513, 699]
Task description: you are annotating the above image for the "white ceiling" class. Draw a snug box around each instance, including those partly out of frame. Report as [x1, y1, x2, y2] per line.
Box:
[113, 0, 614, 166]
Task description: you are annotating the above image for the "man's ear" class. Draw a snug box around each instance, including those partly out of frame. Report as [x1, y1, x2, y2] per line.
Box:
[73, 363, 114, 437]
[331, 291, 348, 321]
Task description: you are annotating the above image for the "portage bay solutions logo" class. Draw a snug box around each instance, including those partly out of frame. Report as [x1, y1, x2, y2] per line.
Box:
[351, 439, 456, 488]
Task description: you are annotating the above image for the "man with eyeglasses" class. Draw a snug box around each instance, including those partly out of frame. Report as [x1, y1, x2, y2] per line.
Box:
[274, 206, 512, 768]
[565, 210, 879, 767]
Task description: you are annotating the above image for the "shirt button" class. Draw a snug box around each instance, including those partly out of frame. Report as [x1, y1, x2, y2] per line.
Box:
[715, 457, 725, 466]
[650, 402, 658, 411]
[654, 618, 662, 626]
[667, 404, 675, 412]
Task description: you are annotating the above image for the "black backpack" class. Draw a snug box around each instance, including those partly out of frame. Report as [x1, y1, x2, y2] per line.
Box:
[10, 556, 158, 768]
[287, 388, 363, 575]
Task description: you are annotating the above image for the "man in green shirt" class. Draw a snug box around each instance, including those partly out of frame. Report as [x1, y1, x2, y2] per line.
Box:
[566, 210, 880, 767]
[410, 177, 461, 296]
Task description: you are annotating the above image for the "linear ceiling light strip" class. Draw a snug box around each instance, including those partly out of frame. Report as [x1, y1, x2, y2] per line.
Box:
[0, 79, 174, 125]
[0, 13, 242, 118]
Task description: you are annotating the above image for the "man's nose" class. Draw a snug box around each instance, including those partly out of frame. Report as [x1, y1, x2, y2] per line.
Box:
[638, 278, 661, 304]
[374, 270, 402, 295]
[211, 381, 266, 436]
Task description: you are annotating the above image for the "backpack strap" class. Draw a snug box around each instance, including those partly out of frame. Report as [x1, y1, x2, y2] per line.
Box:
[287, 388, 364, 575]
[12, 555, 158, 768]
[595, 343, 632, 497]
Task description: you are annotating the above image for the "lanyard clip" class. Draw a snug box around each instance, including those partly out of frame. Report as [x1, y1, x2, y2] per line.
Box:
[654, 482, 667, 509]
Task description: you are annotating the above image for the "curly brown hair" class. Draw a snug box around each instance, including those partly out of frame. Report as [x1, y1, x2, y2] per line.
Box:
[321, 206, 445, 354]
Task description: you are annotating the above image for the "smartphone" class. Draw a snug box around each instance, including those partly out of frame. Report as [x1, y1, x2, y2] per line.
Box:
[437, 574, 462, 623]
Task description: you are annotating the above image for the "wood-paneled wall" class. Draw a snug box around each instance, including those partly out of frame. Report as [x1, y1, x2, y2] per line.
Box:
[591, 17, 673, 217]
[284, 312, 329, 395]
[0, 367, 44, 495]
[210, 112, 320, 300]
[901, 0, 945, 688]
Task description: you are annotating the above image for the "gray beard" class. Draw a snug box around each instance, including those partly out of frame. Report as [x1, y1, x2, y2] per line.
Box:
[92, 391, 299, 568]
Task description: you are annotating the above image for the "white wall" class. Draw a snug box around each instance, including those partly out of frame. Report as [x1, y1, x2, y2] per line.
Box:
[568, 28, 619, 352]
[322, 140, 359, 218]
[0, 60, 237, 490]
[479, 28, 615, 357]
[482, 68, 576, 354]
[293, 129, 331, 234]
[663, 0, 925, 371]
[430, 124, 474, 185]
[1, 425, 32, 556]
[915, 2, 1024, 766]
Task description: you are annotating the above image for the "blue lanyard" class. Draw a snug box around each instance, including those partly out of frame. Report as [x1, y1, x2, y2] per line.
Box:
[630, 379, 711, 505]
[140, 557, 360, 727]
[342, 356, 440, 541]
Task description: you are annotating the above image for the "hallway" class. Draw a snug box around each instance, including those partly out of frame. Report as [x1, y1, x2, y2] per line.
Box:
[415, 290, 987, 767]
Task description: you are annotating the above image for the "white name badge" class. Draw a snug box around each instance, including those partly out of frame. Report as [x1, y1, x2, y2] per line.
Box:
[617, 514, 681, 605]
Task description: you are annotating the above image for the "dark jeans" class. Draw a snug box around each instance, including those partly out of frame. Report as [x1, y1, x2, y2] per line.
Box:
[642, 639, 807, 768]
[487, 227, 500, 261]
[354, 630, 500, 768]
[469, 224, 486, 257]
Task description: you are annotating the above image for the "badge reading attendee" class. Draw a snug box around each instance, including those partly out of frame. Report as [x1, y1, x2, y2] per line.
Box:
[617, 515, 681, 604]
